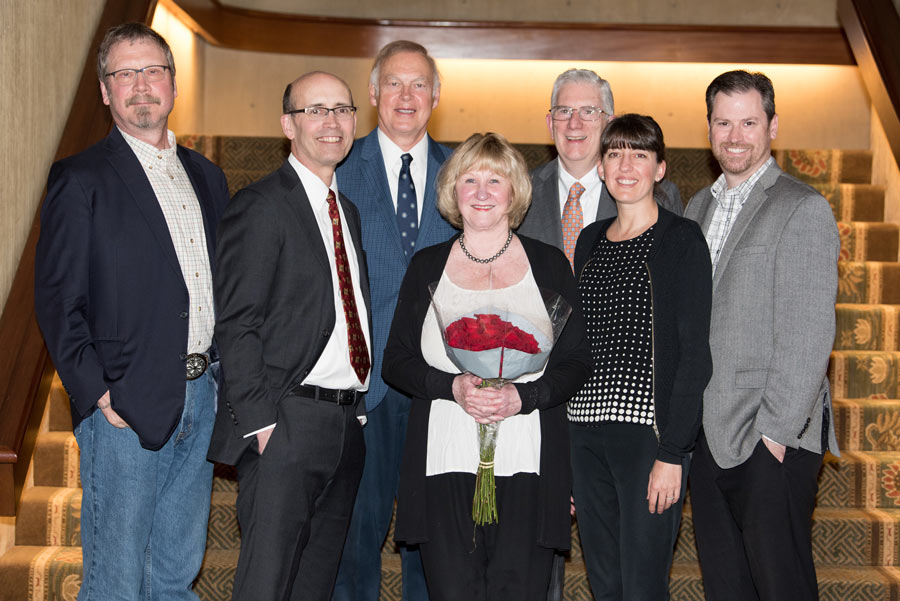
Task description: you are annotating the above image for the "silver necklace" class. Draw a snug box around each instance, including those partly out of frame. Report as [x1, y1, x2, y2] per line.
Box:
[458, 230, 513, 264]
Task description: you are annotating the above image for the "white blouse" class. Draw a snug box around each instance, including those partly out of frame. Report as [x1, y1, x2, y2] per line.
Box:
[421, 268, 548, 477]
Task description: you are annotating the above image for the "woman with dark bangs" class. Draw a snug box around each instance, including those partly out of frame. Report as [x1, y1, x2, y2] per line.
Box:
[570, 114, 713, 600]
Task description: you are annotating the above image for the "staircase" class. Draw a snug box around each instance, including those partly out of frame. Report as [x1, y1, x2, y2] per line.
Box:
[0, 142, 897, 601]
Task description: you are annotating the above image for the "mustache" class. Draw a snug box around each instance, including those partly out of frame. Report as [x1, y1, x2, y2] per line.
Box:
[125, 95, 161, 107]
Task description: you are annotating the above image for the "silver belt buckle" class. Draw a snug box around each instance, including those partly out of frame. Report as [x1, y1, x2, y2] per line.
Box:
[186, 353, 209, 380]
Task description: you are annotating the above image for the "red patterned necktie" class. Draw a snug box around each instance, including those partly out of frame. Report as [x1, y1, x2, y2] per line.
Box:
[561, 182, 585, 271]
[326, 190, 370, 384]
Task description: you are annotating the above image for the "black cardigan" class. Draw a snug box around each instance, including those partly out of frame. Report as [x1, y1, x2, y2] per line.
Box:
[573, 206, 713, 464]
[383, 234, 592, 550]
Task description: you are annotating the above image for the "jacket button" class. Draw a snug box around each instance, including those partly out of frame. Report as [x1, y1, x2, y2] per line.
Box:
[322, 329, 330, 337]
[180, 311, 188, 319]
[179, 353, 187, 360]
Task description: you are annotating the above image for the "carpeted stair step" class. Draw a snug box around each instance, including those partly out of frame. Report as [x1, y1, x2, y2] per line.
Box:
[827, 184, 886, 223]
[830, 350, 900, 400]
[676, 505, 900, 567]
[835, 305, 900, 352]
[838, 222, 899, 262]
[32, 432, 79, 489]
[837, 262, 900, 304]
[46, 378, 71, 433]
[15, 487, 240, 551]
[818, 452, 900, 509]
[774, 148, 873, 186]
[834, 398, 900, 451]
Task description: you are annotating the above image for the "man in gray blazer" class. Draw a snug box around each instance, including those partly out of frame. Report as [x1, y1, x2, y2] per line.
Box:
[518, 68, 682, 266]
[684, 70, 839, 601]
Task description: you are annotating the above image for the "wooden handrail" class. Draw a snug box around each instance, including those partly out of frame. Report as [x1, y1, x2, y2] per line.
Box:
[839, 0, 900, 167]
[170, 0, 854, 65]
[0, 0, 157, 516]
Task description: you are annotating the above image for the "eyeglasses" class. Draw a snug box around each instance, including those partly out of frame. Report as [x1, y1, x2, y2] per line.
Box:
[284, 106, 357, 121]
[104, 65, 170, 85]
[549, 106, 609, 122]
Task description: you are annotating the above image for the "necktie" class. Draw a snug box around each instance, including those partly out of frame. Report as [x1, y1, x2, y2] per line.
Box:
[561, 182, 585, 271]
[396, 153, 418, 257]
[326, 190, 370, 384]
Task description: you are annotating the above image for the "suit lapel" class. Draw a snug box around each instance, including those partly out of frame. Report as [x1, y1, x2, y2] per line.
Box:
[416, 136, 444, 249]
[360, 132, 404, 254]
[104, 130, 183, 279]
[277, 160, 332, 274]
[534, 162, 565, 249]
[711, 164, 781, 291]
[597, 184, 617, 222]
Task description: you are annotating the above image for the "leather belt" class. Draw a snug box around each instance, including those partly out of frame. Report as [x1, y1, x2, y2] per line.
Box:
[185, 353, 209, 380]
[289, 384, 361, 406]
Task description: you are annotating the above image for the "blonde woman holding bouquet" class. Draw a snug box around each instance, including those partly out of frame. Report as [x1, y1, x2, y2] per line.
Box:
[382, 132, 591, 601]
[570, 114, 713, 600]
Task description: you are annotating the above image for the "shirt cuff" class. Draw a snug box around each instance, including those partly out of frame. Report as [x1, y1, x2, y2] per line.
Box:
[243, 423, 276, 438]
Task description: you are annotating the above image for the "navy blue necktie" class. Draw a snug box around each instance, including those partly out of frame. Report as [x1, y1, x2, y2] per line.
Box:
[396, 153, 418, 257]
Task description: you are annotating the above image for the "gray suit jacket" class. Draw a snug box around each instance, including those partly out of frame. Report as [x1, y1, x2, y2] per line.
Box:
[684, 162, 840, 469]
[517, 158, 683, 250]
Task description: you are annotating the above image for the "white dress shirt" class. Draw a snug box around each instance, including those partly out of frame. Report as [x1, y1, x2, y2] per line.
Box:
[377, 128, 429, 222]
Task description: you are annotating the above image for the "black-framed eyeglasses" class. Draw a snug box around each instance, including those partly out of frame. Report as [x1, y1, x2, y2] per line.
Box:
[104, 65, 170, 85]
[549, 106, 609, 122]
[284, 106, 357, 121]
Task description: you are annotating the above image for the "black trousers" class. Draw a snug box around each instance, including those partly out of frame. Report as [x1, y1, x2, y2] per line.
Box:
[420, 472, 555, 601]
[231, 396, 365, 601]
[570, 422, 688, 601]
[690, 431, 822, 601]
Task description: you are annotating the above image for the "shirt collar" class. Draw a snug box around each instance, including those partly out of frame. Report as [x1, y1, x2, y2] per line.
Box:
[557, 158, 601, 190]
[710, 155, 775, 207]
[119, 127, 177, 165]
[288, 152, 337, 207]
[377, 128, 429, 174]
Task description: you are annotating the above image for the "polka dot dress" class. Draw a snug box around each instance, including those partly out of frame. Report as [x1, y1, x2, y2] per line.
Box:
[570, 226, 655, 426]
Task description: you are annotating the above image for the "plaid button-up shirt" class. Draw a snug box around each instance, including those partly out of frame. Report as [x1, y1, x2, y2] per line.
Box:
[121, 129, 214, 354]
[705, 156, 775, 274]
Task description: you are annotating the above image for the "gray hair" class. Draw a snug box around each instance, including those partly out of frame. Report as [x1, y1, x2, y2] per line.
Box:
[369, 40, 440, 98]
[550, 69, 613, 115]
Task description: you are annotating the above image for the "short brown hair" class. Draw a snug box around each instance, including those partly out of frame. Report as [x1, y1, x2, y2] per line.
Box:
[705, 70, 775, 123]
[97, 22, 174, 81]
[436, 133, 532, 230]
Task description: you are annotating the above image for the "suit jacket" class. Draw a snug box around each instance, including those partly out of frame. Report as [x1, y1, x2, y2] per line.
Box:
[684, 162, 840, 469]
[518, 158, 683, 250]
[34, 127, 229, 450]
[336, 129, 457, 411]
[208, 159, 372, 466]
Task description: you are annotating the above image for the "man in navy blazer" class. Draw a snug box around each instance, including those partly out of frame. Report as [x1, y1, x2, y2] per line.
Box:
[34, 23, 229, 601]
[333, 41, 456, 601]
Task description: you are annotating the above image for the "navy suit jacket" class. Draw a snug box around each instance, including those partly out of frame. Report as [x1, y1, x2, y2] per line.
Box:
[336, 129, 457, 411]
[35, 127, 229, 450]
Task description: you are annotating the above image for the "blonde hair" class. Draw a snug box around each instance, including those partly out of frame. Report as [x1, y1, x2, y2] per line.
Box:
[435, 133, 532, 229]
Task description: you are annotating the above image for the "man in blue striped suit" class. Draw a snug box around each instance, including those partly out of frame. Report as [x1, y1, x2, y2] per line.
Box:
[333, 40, 456, 601]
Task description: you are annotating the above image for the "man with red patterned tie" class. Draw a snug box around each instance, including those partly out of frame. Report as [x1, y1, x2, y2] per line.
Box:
[208, 71, 371, 601]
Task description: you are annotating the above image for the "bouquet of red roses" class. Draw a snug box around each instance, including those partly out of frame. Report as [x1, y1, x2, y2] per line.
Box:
[429, 283, 572, 525]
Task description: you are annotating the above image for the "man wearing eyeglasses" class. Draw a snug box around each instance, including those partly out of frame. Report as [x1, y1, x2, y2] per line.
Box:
[208, 71, 369, 601]
[34, 23, 229, 601]
[519, 69, 683, 269]
[333, 40, 453, 601]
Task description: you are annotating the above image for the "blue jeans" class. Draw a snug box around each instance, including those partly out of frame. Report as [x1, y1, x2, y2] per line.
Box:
[332, 388, 429, 601]
[75, 366, 217, 601]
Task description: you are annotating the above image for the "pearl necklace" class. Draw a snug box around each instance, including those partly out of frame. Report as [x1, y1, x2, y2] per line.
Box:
[458, 230, 513, 264]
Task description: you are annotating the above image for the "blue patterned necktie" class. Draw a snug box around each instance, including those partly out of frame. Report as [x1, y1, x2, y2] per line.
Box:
[396, 153, 418, 257]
